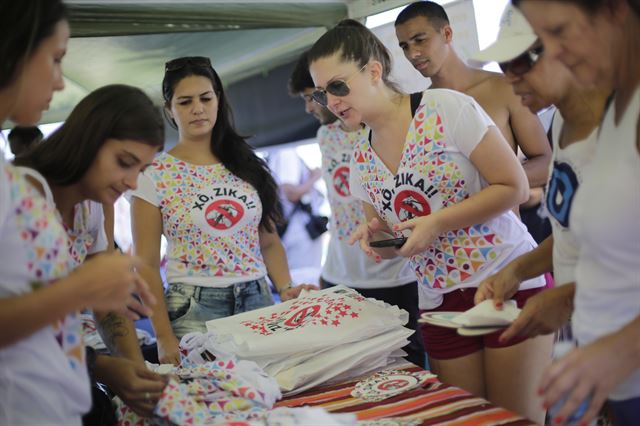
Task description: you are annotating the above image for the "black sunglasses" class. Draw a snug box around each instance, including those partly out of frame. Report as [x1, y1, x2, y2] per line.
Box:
[499, 44, 544, 76]
[311, 64, 367, 107]
[165, 56, 212, 72]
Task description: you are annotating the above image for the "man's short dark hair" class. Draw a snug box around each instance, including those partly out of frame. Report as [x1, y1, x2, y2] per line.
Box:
[288, 51, 315, 95]
[395, 1, 450, 30]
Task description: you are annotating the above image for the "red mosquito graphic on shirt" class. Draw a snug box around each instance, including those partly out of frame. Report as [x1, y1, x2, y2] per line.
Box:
[332, 166, 351, 197]
[205, 199, 245, 230]
[394, 190, 431, 221]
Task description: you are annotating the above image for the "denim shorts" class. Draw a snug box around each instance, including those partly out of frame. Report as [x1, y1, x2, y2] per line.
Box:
[165, 277, 274, 339]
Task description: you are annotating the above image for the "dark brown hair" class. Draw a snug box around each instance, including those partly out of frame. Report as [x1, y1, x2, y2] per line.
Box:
[395, 1, 450, 30]
[0, 0, 68, 90]
[288, 51, 315, 95]
[307, 19, 400, 93]
[15, 85, 164, 185]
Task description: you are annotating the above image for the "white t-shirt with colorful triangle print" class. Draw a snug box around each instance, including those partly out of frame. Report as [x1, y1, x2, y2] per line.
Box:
[133, 153, 267, 287]
[318, 122, 415, 288]
[350, 89, 544, 309]
[0, 162, 90, 424]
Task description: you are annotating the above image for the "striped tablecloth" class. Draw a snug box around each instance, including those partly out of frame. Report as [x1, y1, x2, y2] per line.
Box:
[275, 365, 536, 425]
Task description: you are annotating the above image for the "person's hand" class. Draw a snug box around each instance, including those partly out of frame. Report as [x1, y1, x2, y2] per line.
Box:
[539, 329, 637, 425]
[72, 252, 156, 320]
[157, 334, 181, 365]
[474, 262, 522, 309]
[499, 284, 574, 343]
[280, 284, 318, 301]
[96, 356, 168, 418]
[393, 215, 442, 257]
[521, 186, 544, 208]
[309, 167, 322, 183]
[348, 218, 384, 262]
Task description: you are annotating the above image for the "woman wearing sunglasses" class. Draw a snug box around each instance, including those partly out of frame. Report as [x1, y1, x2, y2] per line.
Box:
[308, 19, 550, 423]
[511, 0, 640, 424]
[131, 57, 315, 365]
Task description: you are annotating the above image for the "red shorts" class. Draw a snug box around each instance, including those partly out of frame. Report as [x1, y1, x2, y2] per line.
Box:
[420, 274, 552, 360]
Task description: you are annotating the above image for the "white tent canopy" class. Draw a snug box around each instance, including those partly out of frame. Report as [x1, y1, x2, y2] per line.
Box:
[44, 0, 415, 125]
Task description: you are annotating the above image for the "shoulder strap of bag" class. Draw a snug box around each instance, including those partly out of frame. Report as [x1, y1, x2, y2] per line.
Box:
[410, 92, 422, 117]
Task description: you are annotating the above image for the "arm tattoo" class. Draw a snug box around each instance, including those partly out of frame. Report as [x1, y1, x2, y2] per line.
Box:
[96, 312, 129, 354]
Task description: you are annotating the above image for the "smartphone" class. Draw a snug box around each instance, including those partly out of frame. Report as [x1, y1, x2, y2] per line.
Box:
[369, 237, 407, 248]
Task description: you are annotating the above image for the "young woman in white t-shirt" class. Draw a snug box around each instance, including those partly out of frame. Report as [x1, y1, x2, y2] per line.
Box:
[14, 84, 169, 418]
[514, 0, 640, 424]
[0, 2, 155, 424]
[131, 57, 315, 365]
[308, 19, 550, 423]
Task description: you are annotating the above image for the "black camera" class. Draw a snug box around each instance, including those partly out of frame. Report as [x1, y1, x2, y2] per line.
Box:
[305, 214, 329, 240]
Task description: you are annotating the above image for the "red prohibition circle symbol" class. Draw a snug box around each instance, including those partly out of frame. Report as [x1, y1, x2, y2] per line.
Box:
[283, 305, 321, 328]
[205, 199, 244, 230]
[377, 378, 410, 391]
[332, 166, 351, 197]
[394, 190, 431, 221]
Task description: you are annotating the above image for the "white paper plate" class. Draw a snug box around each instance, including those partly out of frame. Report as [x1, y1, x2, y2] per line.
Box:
[457, 326, 504, 336]
[418, 311, 463, 328]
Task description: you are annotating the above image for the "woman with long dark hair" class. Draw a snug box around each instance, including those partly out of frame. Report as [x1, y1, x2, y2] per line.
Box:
[14, 84, 168, 419]
[131, 57, 314, 365]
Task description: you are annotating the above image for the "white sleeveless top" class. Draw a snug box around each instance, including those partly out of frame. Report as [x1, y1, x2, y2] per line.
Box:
[546, 113, 597, 286]
[571, 88, 640, 400]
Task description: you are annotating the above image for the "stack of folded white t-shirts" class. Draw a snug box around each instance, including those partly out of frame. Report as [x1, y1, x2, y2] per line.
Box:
[198, 286, 413, 395]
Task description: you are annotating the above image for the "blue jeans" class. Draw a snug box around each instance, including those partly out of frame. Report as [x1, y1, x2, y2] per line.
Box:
[609, 396, 640, 426]
[165, 278, 274, 339]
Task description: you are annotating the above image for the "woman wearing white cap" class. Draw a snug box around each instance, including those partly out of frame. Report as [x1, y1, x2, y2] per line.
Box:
[473, 5, 612, 424]
[509, 0, 640, 424]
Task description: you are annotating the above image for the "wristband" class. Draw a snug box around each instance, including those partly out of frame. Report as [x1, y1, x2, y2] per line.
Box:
[278, 281, 294, 294]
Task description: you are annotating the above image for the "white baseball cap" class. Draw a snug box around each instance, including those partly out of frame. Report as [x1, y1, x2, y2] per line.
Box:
[472, 4, 537, 63]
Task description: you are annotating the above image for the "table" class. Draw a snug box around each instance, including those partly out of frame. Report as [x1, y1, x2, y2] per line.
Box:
[276, 365, 536, 425]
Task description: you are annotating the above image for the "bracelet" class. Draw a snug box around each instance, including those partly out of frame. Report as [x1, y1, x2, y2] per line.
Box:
[278, 281, 294, 294]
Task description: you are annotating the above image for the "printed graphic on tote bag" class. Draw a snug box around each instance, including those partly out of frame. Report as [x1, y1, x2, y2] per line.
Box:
[240, 289, 365, 336]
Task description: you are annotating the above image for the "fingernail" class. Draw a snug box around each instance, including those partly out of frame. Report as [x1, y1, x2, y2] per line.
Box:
[554, 416, 564, 424]
[496, 302, 503, 308]
[542, 401, 548, 409]
[538, 388, 544, 396]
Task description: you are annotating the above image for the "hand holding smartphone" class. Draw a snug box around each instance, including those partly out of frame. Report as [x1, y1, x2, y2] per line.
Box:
[369, 237, 407, 248]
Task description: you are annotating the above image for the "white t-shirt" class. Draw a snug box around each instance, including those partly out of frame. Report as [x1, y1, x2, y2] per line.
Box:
[571, 88, 640, 400]
[17, 167, 108, 266]
[0, 162, 90, 425]
[350, 89, 544, 309]
[545, 114, 597, 286]
[318, 122, 415, 288]
[268, 149, 324, 272]
[132, 153, 267, 287]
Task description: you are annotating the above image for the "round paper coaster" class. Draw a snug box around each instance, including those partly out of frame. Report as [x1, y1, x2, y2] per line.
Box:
[351, 369, 437, 402]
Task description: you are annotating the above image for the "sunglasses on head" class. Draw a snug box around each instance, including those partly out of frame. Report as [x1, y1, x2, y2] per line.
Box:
[311, 64, 367, 107]
[165, 56, 213, 72]
[499, 44, 544, 76]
